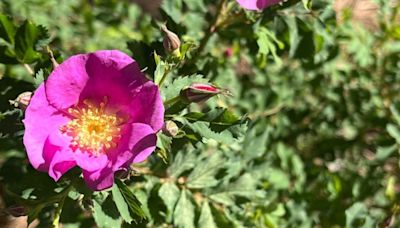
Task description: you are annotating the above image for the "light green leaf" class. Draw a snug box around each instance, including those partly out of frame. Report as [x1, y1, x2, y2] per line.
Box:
[162, 75, 208, 100]
[187, 153, 222, 189]
[92, 195, 121, 228]
[169, 149, 197, 178]
[198, 201, 217, 228]
[345, 202, 375, 228]
[159, 182, 180, 222]
[173, 189, 195, 228]
[387, 124, 400, 143]
[375, 144, 397, 162]
[154, 59, 166, 86]
[302, 0, 312, 10]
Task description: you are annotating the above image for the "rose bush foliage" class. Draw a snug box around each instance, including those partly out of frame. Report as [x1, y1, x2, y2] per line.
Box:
[1, 0, 400, 227]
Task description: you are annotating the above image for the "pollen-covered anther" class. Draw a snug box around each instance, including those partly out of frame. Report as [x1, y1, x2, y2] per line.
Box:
[60, 97, 123, 155]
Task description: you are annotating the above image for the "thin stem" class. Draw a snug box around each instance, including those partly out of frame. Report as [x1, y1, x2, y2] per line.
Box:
[157, 68, 171, 87]
[191, 0, 227, 61]
[52, 185, 72, 228]
[163, 96, 181, 106]
[23, 63, 34, 75]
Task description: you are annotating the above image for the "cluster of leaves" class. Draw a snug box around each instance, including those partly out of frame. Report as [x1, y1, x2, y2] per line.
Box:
[1, 0, 400, 227]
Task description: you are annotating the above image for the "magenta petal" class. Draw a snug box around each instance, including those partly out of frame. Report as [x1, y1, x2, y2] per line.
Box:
[43, 131, 76, 181]
[23, 84, 70, 171]
[129, 82, 164, 131]
[72, 150, 109, 172]
[46, 50, 146, 111]
[236, 0, 282, 10]
[128, 123, 157, 164]
[82, 167, 114, 191]
[111, 123, 157, 168]
[45, 54, 89, 110]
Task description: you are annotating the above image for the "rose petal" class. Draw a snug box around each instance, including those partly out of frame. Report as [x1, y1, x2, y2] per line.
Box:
[23, 84, 70, 171]
[111, 123, 157, 169]
[72, 150, 109, 173]
[43, 131, 76, 181]
[46, 50, 147, 112]
[128, 82, 164, 131]
[236, 0, 282, 10]
[45, 54, 89, 110]
[82, 167, 114, 191]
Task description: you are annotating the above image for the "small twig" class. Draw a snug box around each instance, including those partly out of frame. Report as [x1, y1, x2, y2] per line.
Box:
[52, 185, 72, 228]
[47, 46, 59, 68]
[191, 0, 227, 61]
[23, 63, 34, 75]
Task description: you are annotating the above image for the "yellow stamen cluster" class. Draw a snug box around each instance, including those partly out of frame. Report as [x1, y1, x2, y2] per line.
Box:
[60, 97, 123, 155]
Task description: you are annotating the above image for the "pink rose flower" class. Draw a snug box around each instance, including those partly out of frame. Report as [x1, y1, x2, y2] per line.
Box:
[236, 0, 282, 10]
[23, 50, 164, 191]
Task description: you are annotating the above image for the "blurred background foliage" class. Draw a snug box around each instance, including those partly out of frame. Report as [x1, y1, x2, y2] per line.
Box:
[1, 0, 400, 227]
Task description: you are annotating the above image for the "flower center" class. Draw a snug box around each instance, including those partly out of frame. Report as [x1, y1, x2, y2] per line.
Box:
[60, 97, 123, 155]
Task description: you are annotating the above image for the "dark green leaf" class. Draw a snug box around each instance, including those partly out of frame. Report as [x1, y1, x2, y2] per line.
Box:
[0, 13, 16, 44]
[14, 20, 48, 63]
[114, 179, 146, 223]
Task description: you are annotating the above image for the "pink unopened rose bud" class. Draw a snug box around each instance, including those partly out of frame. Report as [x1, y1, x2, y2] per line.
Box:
[224, 47, 233, 58]
[181, 83, 221, 103]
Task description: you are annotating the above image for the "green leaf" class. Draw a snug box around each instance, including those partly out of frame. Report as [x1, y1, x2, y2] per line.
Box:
[158, 182, 180, 222]
[113, 179, 146, 223]
[267, 168, 291, 190]
[154, 58, 166, 86]
[0, 45, 18, 64]
[182, 120, 237, 145]
[302, 0, 312, 10]
[184, 108, 244, 132]
[156, 132, 172, 163]
[187, 153, 222, 189]
[169, 149, 197, 178]
[173, 189, 195, 228]
[198, 201, 217, 228]
[255, 27, 283, 65]
[390, 104, 400, 125]
[14, 20, 48, 63]
[162, 75, 208, 100]
[387, 124, 400, 143]
[375, 144, 397, 162]
[209, 174, 266, 206]
[92, 194, 121, 228]
[112, 183, 133, 224]
[0, 13, 16, 44]
[34, 69, 45, 88]
[345, 202, 375, 228]
[161, 0, 183, 24]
